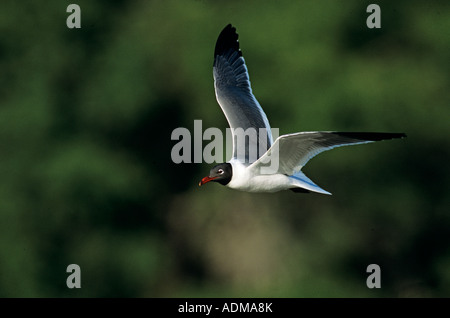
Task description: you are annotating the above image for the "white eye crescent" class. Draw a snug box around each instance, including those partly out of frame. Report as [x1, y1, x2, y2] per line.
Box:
[218, 169, 224, 174]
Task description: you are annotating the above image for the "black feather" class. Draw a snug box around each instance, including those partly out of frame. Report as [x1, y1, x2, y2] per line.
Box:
[290, 188, 311, 194]
[331, 132, 407, 141]
[214, 24, 242, 59]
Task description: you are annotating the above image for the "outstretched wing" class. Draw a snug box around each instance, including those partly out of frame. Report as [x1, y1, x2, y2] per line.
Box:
[214, 24, 272, 163]
[249, 132, 406, 175]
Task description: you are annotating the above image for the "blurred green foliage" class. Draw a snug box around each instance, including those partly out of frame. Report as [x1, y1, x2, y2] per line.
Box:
[0, 0, 449, 297]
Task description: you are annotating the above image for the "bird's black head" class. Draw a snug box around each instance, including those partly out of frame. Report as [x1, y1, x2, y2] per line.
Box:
[199, 163, 232, 186]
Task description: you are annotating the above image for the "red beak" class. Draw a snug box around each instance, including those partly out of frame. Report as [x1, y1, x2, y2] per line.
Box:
[199, 176, 217, 186]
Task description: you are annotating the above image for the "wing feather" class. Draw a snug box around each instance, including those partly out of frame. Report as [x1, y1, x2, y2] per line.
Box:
[249, 132, 406, 175]
[213, 24, 272, 163]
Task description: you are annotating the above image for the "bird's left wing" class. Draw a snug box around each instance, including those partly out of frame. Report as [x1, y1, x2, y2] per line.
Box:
[214, 24, 272, 163]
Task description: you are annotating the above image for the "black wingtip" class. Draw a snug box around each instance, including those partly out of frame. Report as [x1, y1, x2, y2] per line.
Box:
[214, 24, 242, 58]
[332, 132, 407, 141]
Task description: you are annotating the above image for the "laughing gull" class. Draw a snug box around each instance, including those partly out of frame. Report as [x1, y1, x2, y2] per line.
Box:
[199, 24, 406, 194]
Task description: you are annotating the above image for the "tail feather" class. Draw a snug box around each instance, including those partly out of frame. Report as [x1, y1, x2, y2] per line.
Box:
[289, 171, 332, 195]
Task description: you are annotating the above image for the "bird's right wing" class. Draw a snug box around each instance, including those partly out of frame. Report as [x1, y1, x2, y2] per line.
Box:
[249, 131, 406, 175]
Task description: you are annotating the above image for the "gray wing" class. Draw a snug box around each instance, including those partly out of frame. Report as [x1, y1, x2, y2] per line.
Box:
[213, 24, 272, 164]
[249, 132, 406, 175]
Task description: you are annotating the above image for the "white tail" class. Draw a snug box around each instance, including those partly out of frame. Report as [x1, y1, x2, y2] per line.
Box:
[290, 171, 332, 195]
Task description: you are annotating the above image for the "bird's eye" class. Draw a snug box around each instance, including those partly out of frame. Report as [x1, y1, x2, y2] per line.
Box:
[218, 169, 224, 174]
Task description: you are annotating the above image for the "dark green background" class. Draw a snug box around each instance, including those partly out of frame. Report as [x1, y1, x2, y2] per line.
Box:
[0, 0, 448, 297]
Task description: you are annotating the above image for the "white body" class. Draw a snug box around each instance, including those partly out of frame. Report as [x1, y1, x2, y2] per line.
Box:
[227, 159, 331, 194]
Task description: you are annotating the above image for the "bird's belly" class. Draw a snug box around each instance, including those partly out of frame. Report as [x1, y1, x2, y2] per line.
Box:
[227, 174, 292, 193]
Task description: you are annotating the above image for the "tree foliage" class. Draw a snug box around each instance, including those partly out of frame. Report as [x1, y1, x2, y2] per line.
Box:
[0, 0, 448, 297]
